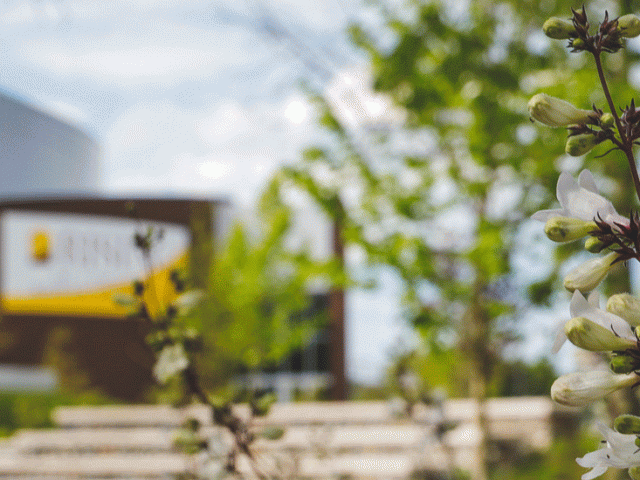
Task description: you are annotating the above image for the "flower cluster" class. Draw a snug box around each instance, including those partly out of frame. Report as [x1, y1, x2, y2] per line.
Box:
[533, 171, 640, 479]
[530, 8, 640, 479]
[533, 170, 627, 293]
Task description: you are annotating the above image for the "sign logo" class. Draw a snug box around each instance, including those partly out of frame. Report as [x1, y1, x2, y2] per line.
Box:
[31, 231, 50, 263]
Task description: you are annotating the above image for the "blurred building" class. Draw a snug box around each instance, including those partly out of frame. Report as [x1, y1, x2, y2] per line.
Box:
[0, 91, 100, 197]
[0, 91, 344, 400]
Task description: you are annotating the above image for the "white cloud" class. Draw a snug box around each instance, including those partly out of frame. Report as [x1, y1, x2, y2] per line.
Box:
[196, 102, 252, 146]
[198, 160, 232, 180]
[0, 2, 35, 25]
[20, 44, 244, 86]
[263, 0, 349, 34]
[44, 46, 220, 79]
[102, 98, 317, 205]
[16, 18, 260, 86]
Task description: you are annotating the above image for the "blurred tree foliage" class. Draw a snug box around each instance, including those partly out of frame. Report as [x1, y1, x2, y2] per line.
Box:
[184, 194, 341, 395]
[272, 0, 640, 478]
[384, 348, 557, 399]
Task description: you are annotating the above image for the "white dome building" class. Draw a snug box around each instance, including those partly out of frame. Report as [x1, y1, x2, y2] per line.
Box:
[0, 91, 100, 197]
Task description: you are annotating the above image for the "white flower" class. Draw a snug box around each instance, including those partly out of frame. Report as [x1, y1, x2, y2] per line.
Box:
[577, 423, 640, 479]
[153, 344, 189, 384]
[532, 170, 628, 227]
[528, 93, 597, 127]
[564, 251, 620, 293]
[551, 370, 638, 407]
[172, 289, 206, 315]
[554, 291, 635, 353]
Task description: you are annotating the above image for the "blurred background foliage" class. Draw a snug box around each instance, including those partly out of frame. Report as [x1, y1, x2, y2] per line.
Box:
[182, 197, 342, 396]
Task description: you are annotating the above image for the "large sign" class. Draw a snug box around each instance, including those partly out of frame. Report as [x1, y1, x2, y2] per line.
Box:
[1, 210, 190, 318]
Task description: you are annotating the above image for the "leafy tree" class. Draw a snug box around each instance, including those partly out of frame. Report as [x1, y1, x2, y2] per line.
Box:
[186, 192, 340, 395]
[273, 0, 640, 478]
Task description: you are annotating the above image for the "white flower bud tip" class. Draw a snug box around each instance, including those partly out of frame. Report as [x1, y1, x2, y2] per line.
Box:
[528, 93, 597, 127]
[607, 293, 640, 327]
[564, 252, 619, 293]
[618, 14, 640, 38]
[542, 17, 577, 39]
[551, 370, 638, 407]
[544, 216, 596, 242]
[564, 317, 636, 352]
[565, 134, 599, 156]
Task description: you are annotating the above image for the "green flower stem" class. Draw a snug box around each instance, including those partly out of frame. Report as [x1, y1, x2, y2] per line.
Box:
[593, 49, 640, 203]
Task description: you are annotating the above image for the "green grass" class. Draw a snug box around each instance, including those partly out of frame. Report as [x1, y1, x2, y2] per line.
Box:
[0, 390, 114, 436]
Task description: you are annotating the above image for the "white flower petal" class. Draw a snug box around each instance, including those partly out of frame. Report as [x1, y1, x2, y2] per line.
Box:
[581, 465, 608, 480]
[579, 169, 599, 193]
[588, 291, 601, 308]
[556, 172, 576, 213]
[531, 208, 563, 222]
[552, 319, 568, 353]
[565, 188, 614, 222]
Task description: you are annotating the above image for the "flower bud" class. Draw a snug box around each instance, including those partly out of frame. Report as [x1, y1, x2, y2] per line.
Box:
[607, 293, 640, 327]
[551, 370, 638, 407]
[565, 134, 599, 156]
[614, 414, 640, 434]
[610, 355, 638, 374]
[544, 217, 596, 242]
[529, 94, 597, 127]
[543, 17, 577, 39]
[571, 38, 586, 49]
[564, 317, 636, 351]
[600, 112, 614, 128]
[618, 14, 640, 38]
[564, 252, 619, 293]
[584, 236, 606, 253]
[630, 467, 640, 480]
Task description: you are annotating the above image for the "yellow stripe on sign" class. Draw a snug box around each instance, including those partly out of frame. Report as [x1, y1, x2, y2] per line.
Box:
[2, 254, 188, 319]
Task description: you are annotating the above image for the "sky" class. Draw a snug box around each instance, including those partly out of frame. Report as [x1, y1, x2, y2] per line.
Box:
[0, 0, 425, 386]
